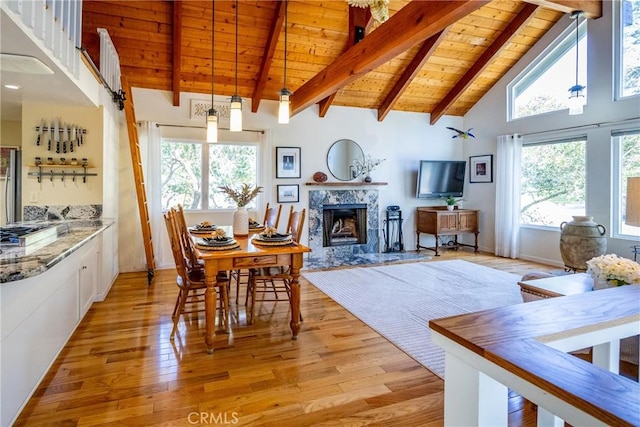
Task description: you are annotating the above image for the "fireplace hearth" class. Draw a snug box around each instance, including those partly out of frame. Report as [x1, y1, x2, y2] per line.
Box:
[308, 190, 379, 260]
[323, 204, 367, 247]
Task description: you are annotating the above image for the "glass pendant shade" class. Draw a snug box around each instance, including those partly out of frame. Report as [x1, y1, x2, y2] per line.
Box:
[568, 84, 585, 115]
[278, 89, 291, 124]
[229, 95, 243, 132]
[206, 108, 219, 142]
[230, 0, 242, 132]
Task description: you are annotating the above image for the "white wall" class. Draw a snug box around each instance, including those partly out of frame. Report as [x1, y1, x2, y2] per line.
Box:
[118, 88, 466, 272]
[464, 1, 640, 266]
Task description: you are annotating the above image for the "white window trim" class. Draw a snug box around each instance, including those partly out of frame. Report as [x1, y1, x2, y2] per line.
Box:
[612, 129, 640, 239]
[507, 19, 586, 121]
[161, 137, 263, 212]
[614, 0, 640, 100]
[519, 133, 587, 230]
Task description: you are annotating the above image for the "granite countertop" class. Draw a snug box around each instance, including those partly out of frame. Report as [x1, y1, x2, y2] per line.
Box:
[0, 219, 114, 283]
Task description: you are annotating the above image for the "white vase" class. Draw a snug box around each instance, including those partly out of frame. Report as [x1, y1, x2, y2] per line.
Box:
[233, 206, 249, 236]
[446, 205, 454, 211]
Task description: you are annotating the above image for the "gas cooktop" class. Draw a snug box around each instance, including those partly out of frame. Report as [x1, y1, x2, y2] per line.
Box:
[0, 225, 57, 246]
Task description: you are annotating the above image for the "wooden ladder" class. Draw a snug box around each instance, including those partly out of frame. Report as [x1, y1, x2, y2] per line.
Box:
[121, 76, 156, 285]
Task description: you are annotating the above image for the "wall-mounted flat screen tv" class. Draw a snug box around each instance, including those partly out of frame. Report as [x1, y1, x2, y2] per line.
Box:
[416, 160, 466, 199]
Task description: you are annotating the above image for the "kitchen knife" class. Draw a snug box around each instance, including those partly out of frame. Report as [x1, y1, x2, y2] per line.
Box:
[70, 126, 76, 152]
[62, 123, 68, 154]
[36, 119, 43, 146]
[54, 119, 60, 154]
[47, 121, 52, 151]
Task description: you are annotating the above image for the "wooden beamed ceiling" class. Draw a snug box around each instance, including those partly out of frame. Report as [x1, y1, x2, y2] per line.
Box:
[82, 0, 601, 124]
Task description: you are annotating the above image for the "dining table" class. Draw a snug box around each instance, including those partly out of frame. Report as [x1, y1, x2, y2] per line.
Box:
[192, 227, 311, 354]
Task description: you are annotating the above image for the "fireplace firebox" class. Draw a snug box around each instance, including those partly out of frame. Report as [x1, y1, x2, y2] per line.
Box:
[322, 204, 367, 247]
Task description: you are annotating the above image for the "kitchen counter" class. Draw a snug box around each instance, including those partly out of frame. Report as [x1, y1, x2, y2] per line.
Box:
[0, 219, 114, 283]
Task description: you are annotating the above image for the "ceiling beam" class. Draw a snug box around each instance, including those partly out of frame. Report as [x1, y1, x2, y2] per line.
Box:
[172, 0, 183, 107]
[251, 0, 286, 113]
[525, 0, 601, 19]
[290, 0, 490, 117]
[429, 3, 538, 125]
[377, 28, 449, 122]
[318, 6, 371, 118]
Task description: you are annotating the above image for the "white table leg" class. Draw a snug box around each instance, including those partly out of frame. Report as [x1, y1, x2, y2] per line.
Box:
[593, 340, 619, 374]
[444, 352, 508, 426]
[537, 407, 563, 427]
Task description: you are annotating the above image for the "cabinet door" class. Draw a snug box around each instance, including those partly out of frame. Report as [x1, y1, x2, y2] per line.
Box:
[439, 213, 459, 232]
[458, 211, 478, 232]
[79, 249, 97, 317]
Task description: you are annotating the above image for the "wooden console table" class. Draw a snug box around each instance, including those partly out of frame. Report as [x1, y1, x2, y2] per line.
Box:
[416, 207, 479, 256]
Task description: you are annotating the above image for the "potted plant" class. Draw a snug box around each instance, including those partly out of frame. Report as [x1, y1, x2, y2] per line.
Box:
[444, 196, 462, 211]
[219, 184, 263, 236]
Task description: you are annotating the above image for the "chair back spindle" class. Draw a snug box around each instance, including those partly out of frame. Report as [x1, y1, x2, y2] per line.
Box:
[263, 203, 282, 228]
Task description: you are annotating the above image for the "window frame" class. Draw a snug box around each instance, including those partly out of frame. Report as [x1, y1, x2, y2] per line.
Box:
[519, 134, 587, 230]
[507, 19, 587, 121]
[612, 129, 640, 239]
[161, 137, 262, 212]
[614, 0, 640, 100]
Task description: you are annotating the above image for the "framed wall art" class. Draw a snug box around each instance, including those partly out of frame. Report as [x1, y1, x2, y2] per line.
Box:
[276, 147, 301, 178]
[277, 184, 299, 203]
[469, 154, 493, 183]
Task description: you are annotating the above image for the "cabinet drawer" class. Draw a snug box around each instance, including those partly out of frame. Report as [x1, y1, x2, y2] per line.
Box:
[234, 255, 278, 268]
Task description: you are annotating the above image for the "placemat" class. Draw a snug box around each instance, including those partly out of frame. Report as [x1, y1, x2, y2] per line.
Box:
[189, 224, 219, 235]
[248, 220, 265, 233]
[195, 237, 240, 251]
[252, 233, 293, 246]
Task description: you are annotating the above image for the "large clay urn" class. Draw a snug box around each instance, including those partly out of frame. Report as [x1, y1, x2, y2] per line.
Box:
[559, 216, 606, 272]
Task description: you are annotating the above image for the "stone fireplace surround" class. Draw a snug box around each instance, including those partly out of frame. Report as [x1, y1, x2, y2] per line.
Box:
[308, 189, 379, 264]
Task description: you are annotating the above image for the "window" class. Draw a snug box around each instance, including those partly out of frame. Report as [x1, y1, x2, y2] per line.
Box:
[509, 20, 587, 120]
[613, 130, 640, 237]
[617, 0, 640, 98]
[161, 140, 258, 211]
[520, 137, 586, 227]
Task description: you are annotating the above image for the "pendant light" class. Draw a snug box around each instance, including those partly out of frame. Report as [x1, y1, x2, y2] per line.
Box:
[229, 0, 243, 132]
[206, 0, 219, 142]
[278, 0, 292, 124]
[568, 10, 585, 115]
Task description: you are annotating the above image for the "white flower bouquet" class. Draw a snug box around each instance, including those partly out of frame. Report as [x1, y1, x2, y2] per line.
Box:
[586, 254, 640, 287]
[353, 155, 385, 176]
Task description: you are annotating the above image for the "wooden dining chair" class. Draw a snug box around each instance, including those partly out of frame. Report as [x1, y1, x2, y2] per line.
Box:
[174, 204, 204, 271]
[233, 203, 283, 303]
[246, 207, 306, 323]
[164, 209, 230, 340]
[263, 202, 282, 228]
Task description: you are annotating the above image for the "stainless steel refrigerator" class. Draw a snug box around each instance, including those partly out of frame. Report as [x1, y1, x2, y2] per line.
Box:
[2, 147, 22, 225]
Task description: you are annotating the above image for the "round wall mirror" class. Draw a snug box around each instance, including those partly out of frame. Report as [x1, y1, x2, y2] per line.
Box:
[326, 139, 364, 181]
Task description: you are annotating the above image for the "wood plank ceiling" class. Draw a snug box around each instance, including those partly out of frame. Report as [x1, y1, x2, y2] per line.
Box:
[81, 0, 600, 124]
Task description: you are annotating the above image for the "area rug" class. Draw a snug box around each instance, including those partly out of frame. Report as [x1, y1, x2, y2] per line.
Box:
[302, 260, 523, 378]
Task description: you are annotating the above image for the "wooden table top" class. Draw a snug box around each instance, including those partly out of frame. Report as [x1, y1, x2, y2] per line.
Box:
[518, 273, 593, 297]
[430, 285, 640, 426]
[192, 228, 311, 260]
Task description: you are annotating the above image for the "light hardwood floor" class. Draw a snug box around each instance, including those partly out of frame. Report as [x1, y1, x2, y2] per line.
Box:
[15, 251, 558, 426]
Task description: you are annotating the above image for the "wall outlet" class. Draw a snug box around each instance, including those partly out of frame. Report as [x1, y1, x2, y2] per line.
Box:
[29, 192, 38, 203]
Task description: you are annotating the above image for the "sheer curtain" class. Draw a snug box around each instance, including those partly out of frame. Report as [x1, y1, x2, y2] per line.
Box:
[495, 134, 522, 258]
[137, 121, 169, 267]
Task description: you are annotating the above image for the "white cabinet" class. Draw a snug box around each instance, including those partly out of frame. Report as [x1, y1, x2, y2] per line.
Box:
[96, 223, 118, 301]
[80, 246, 97, 317]
[1, 237, 99, 426]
